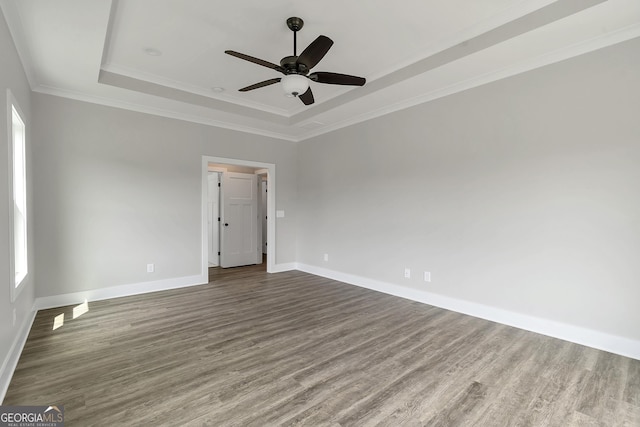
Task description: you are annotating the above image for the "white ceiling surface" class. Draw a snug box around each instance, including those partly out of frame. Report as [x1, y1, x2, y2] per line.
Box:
[2, 0, 639, 142]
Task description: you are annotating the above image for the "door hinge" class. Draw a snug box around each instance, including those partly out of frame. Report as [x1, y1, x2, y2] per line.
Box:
[218, 182, 221, 187]
[218, 217, 220, 221]
[218, 251, 220, 256]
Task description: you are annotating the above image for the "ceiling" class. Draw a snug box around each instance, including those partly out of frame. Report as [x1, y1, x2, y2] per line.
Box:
[2, 0, 639, 142]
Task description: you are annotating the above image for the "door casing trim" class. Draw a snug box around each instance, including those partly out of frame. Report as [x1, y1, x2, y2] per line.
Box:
[201, 156, 276, 274]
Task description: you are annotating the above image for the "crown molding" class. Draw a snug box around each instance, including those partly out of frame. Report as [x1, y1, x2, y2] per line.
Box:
[30, 24, 640, 144]
[32, 84, 300, 142]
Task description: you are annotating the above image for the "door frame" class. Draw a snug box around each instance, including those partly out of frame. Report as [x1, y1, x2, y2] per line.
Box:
[256, 170, 268, 258]
[201, 156, 276, 274]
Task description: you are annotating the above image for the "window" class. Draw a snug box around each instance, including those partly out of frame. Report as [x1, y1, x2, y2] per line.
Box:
[8, 90, 28, 299]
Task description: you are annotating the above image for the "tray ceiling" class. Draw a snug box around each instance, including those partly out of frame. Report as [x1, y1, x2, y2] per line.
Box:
[2, 0, 639, 141]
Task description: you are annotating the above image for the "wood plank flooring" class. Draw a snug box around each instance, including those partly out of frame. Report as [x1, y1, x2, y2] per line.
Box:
[4, 265, 640, 426]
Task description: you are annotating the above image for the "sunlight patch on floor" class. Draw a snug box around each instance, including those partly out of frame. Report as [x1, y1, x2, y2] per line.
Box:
[52, 300, 89, 330]
[52, 313, 64, 330]
[73, 300, 89, 319]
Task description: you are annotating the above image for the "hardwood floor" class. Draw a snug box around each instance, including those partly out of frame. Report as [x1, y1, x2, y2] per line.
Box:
[4, 265, 640, 426]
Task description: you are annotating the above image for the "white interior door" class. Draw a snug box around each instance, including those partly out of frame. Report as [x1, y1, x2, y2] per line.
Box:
[220, 172, 258, 268]
[207, 173, 220, 266]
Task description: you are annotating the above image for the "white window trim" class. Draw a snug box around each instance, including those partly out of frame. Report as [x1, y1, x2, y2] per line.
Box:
[7, 89, 28, 302]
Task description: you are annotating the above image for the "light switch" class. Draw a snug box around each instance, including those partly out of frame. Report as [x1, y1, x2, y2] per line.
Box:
[276, 210, 285, 218]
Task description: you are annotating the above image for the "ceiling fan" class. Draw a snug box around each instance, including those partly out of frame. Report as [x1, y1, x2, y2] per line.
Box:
[225, 17, 366, 106]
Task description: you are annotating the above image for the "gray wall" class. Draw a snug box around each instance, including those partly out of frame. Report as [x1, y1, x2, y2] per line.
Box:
[0, 10, 35, 388]
[297, 38, 640, 341]
[33, 94, 297, 298]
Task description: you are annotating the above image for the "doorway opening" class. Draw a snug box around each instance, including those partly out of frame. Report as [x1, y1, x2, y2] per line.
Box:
[201, 156, 276, 275]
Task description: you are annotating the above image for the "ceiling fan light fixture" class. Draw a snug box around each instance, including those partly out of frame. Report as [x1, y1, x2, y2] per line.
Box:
[281, 74, 309, 97]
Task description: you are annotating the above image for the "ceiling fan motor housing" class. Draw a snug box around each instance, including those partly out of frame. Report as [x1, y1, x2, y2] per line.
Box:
[280, 56, 308, 75]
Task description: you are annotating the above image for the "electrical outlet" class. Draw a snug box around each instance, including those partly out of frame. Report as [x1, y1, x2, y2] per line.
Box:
[323, 253, 329, 262]
[147, 263, 155, 273]
[424, 271, 431, 282]
[404, 268, 411, 279]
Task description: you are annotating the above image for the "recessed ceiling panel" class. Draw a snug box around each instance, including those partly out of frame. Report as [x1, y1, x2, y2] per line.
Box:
[103, 0, 521, 113]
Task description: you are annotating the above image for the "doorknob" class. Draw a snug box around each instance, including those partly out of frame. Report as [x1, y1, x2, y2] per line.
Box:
[224, 223, 229, 227]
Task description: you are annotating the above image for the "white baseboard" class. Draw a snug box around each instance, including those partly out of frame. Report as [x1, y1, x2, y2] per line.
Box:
[270, 262, 297, 273]
[0, 310, 36, 404]
[34, 274, 208, 310]
[32, 262, 299, 310]
[296, 263, 640, 361]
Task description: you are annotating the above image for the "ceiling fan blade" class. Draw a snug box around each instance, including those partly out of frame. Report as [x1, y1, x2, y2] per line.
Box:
[239, 78, 282, 92]
[298, 86, 314, 105]
[309, 72, 366, 86]
[296, 35, 333, 70]
[225, 50, 285, 73]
